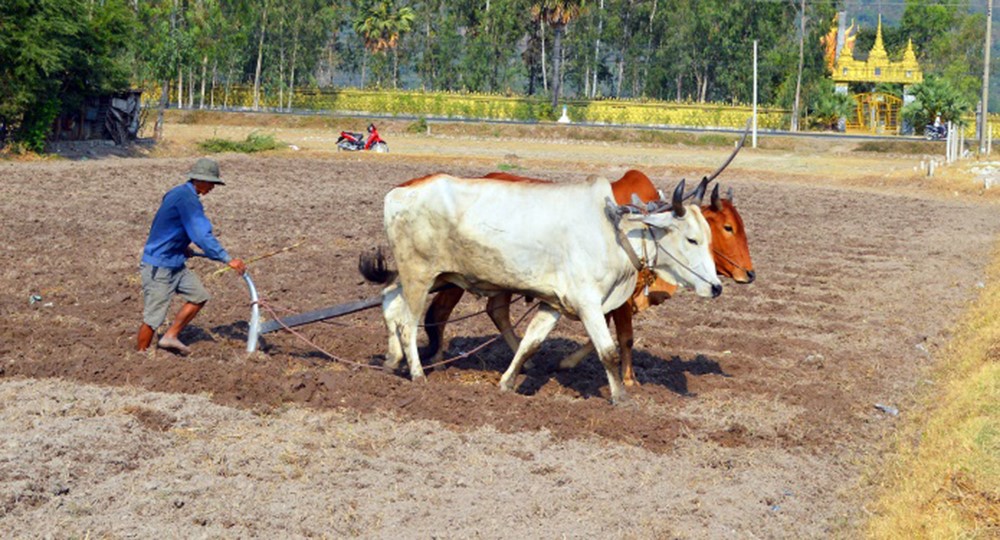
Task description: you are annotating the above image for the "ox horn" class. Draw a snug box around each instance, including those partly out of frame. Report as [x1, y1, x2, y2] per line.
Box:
[682, 118, 751, 202]
[711, 183, 723, 211]
[690, 177, 710, 206]
[703, 118, 750, 184]
[671, 179, 686, 218]
[727, 186, 734, 201]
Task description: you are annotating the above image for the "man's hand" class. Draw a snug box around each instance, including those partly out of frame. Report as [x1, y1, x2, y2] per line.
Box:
[228, 258, 247, 275]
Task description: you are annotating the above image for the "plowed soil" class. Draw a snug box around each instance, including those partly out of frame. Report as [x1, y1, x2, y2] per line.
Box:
[2, 125, 999, 538]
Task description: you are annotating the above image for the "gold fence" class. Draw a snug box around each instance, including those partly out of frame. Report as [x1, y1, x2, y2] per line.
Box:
[145, 85, 788, 130]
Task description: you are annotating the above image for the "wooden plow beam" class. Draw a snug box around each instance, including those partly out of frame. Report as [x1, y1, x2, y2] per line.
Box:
[257, 295, 383, 337]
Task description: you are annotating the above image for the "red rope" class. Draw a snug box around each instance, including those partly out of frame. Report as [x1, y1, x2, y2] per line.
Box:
[259, 299, 380, 369]
[423, 301, 539, 369]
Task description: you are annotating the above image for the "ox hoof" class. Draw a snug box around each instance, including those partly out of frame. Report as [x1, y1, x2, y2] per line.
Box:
[410, 373, 427, 383]
[611, 393, 634, 408]
[623, 377, 640, 387]
[383, 358, 403, 371]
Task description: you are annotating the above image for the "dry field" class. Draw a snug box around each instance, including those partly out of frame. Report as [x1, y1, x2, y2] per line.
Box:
[1, 118, 999, 538]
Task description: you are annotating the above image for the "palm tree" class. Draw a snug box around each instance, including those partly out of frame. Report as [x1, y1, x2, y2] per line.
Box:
[902, 76, 972, 134]
[354, 0, 415, 88]
[533, 0, 582, 109]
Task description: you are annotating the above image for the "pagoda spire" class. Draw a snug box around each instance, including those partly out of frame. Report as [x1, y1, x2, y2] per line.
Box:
[868, 14, 889, 65]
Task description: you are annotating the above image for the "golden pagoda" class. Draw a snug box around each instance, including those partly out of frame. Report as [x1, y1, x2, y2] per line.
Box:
[829, 15, 923, 134]
[833, 15, 923, 85]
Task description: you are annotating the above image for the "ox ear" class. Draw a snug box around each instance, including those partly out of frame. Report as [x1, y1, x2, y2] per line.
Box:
[630, 193, 647, 213]
[605, 197, 628, 223]
[671, 179, 686, 218]
[711, 183, 723, 211]
[640, 211, 677, 230]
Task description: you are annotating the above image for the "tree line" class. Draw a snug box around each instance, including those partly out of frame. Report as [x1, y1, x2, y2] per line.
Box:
[0, 0, 994, 150]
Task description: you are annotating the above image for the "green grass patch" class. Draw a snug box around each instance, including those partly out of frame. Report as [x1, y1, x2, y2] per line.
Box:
[865, 246, 1000, 538]
[198, 132, 283, 153]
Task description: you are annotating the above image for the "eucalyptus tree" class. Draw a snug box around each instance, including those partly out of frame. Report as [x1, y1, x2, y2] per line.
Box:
[584, 0, 607, 98]
[900, 0, 958, 55]
[456, 0, 533, 93]
[410, 1, 464, 90]
[599, 0, 637, 98]
[649, 0, 696, 100]
[533, 0, 583, 107]
[201, 1, 249, 109]
[184, 0, 217, 109]
[251, 0, 271, 110]
[905, 5, 989, 105]
[135, 0, 190, 138]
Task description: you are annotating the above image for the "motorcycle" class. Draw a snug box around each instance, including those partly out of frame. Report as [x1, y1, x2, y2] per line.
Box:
[337, 123, 388, 152]
[924, 123, 947, 141]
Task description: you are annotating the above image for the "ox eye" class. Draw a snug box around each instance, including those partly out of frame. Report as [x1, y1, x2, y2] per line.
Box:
[687, 238, 698, 245]
[723, 225, 734, 232]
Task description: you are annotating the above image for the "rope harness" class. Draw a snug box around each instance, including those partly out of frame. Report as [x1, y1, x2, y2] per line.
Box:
[712, 246, 752, 276]
[616, 222, 717, 293]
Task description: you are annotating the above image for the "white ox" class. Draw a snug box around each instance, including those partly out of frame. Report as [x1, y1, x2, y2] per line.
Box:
[363, 173, 722, 404]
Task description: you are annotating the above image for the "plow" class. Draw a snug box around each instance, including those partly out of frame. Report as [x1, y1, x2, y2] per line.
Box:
[240, 272, 383, 354]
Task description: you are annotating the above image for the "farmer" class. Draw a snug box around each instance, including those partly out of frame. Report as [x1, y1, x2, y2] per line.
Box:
[136, 157, 246, 355]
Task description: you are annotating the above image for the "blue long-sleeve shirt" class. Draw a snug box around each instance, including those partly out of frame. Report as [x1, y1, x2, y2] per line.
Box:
[141, 182, 231, 269]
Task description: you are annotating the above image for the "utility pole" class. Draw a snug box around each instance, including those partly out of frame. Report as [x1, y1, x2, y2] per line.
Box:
[981, 0, 993, 154]
[753, 39, 758, 148]
[791, 0, 806, 132]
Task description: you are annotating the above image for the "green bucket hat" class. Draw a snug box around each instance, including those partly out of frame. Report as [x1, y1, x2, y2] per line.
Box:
[188, 157, 225, 185]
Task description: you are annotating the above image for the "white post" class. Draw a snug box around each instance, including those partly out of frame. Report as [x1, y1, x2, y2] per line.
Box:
[952, 123, 957, 163]
[951, 123, 958, 162]
[946, 122, 953, 163]
[752, 39, 758, 149]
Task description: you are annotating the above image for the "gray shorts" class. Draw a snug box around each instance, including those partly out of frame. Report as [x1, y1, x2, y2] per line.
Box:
[140, 263, 211, 328]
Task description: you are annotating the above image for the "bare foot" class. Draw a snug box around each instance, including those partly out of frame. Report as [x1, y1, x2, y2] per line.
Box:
[157, 336, 191, 356]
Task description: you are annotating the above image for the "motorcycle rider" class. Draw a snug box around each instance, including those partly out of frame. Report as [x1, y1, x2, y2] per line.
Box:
[925, 114, 945, 140]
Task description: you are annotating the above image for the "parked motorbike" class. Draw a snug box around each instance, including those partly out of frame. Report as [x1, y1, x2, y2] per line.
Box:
[924, 123, 947, 141]
[337, 123, 388, 152]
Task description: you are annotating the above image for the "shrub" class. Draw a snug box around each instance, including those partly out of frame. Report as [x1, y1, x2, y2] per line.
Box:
[198, 132, 282, 153]
[16, 97, 61, 152]
[406, 117, 428, 133]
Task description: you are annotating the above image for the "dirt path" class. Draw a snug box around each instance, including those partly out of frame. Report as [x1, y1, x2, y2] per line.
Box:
[1, 132, 999, 538]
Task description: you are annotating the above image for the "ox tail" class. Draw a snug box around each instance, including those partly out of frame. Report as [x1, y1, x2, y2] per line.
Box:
[359, 246, 397, 284]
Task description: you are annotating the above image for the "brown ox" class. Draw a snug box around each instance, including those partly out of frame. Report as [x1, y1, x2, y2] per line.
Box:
[422, 169, 754, 386]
